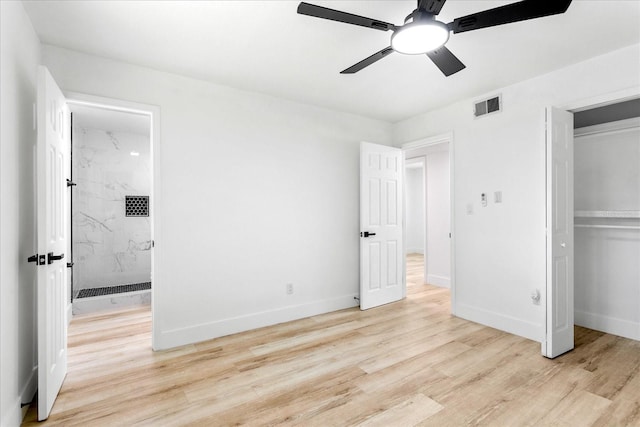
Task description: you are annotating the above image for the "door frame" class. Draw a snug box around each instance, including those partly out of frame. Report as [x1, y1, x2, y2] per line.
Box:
[404, 156, 426, 259]
[401, 132, 456, 314]
[64, 92, 161, 350]
[543, 86, 640, 354]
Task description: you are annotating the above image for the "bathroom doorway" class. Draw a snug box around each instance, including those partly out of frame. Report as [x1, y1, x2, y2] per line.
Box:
[67, 102, 154, 316]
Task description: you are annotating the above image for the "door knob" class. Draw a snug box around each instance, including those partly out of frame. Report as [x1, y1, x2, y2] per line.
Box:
[47, 252, 64, 264]
[360, 231, 377, 238]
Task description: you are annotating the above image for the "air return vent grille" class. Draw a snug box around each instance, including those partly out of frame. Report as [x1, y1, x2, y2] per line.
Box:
[474, 95, 502, 118]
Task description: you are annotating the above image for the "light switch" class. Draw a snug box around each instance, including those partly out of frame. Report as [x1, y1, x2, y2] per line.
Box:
[466, 203, 474, 215]
[494, 191, 502, 203]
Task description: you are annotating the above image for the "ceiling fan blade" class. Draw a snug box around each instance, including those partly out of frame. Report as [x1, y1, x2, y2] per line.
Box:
[418, 0, 447, 15]
[448, 0, 572, 34]
[341, 47, 395, 74]
[426, 46, 466, 76]
[297, 2, 395, 32]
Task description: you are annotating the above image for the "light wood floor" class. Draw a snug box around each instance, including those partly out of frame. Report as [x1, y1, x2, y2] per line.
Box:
[24, 254, 640, 426]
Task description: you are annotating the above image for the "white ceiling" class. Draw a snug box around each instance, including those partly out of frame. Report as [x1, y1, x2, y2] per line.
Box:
[23, 0, 640, 123]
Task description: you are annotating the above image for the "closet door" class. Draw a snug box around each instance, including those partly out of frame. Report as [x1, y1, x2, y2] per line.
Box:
[544, 107, 574, 359]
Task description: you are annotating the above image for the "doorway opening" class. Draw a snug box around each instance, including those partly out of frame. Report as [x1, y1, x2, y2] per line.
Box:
[545, 90, 640, 357]
[572, 98, 640, 342]
[65, 96, 157, 327]
[402, 133, 454, 312]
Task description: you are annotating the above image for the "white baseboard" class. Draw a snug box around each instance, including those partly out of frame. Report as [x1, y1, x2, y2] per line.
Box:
[20, 365, 37, 407]
[154, 294, 359, 350]
[2, 395, 22, 427]
[455, 302, 543, 343]
[575, 310, 640, 341]
[18, 365, 37, 422]
[1, 366, 38, 427]
[426, 274, 450, 288]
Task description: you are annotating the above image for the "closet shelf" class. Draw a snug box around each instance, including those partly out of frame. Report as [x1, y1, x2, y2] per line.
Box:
[574, 210, 640, 218]
[575, 224, 640, 230]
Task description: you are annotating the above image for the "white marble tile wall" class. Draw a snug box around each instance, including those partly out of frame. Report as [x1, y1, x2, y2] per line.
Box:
[72, 127, 151, 291]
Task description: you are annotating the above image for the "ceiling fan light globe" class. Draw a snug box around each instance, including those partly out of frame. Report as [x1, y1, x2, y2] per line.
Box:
[391, 21, 450, 55]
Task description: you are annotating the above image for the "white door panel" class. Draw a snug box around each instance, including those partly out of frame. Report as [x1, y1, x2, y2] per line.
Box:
[37, 66, 69, 420]
[544, 107, 574, 359]
[360, 142, 404, 310]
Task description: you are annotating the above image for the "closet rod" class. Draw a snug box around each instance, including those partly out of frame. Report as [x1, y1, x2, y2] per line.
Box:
[575, 224, 640, 230]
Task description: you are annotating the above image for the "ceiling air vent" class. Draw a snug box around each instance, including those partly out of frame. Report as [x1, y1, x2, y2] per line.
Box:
[474, 95, 502, 118]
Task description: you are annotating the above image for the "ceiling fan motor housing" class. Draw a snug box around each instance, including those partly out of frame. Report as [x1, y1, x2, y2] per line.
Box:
[391, 10, 450, 55]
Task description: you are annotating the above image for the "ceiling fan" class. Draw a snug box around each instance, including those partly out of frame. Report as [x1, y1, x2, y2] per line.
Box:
[297, 0, 572, 76]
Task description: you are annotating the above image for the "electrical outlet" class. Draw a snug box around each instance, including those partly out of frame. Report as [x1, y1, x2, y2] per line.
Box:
[286, 283, 293, 295]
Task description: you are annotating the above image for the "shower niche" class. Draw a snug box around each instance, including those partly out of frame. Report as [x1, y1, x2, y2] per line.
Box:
[70, 105, 152, 314]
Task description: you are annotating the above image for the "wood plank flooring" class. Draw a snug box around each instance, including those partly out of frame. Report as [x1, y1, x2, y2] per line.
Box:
[23, 254, 640, 426]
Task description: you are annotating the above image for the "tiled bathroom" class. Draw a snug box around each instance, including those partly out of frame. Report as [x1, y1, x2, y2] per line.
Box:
[70, 105, 152, 314]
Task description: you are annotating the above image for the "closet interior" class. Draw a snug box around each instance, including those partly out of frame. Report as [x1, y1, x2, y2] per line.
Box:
[573, 98, 640, 341]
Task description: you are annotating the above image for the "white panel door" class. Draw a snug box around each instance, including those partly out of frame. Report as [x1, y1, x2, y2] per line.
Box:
[37, 66, 69, 420]
[543, 107, 574, 359]
[360, 142, 404, 310]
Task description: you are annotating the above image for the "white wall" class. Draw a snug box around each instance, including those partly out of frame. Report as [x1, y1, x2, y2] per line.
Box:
[425, 150, 450, 288]
[405, 164, 424, 254]
[0, 1, 41, 425]
[574, 122, 640, 212]
[574, 120, 640, 341]
[41, 45, 393, 349]
[393, 44, 640, 342]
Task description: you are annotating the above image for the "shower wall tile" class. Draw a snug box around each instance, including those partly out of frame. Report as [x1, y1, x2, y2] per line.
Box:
[72, 127, 151, 289]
